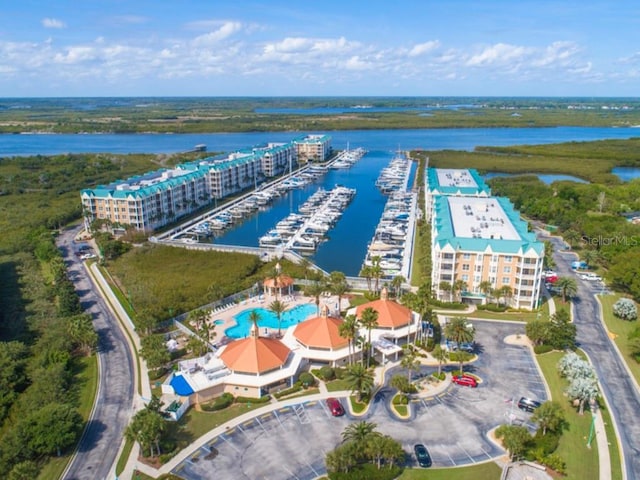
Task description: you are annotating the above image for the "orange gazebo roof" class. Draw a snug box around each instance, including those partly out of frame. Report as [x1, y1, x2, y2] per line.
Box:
[263, 275, 294, 288]
[220, 337, 291, 374]
[294, 314, 348, 350]
[355, 299, 413, 328]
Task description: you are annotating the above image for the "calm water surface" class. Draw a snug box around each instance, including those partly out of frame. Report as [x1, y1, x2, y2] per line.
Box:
[2, 126, 639, 157]
[483, 172, 589, 184]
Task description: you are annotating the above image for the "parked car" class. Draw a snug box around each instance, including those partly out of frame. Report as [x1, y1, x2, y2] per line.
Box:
[326, 397, 344, 417]
[414, 444, 432, 468]
[517, 397, 541, 412]
[451, 374, 478, 388]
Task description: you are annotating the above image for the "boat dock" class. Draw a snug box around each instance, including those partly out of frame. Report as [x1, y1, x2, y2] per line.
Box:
[259, 185, 357, 252]
[375, 150, 412, 195]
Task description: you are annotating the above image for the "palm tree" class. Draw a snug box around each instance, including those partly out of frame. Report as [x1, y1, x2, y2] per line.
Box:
[453, 279, 467, 302]
[563, 229, 581, 248]
[344, 364, 375, 403]
[268, 299, 288, 337]
[342, 420, 379, 444]
[555, 276, 578, 303]
[479, 280, 493, 304]
[439, 281, 453, 302]
[432, 344, 448, 377]
[444, 316, 475, 374]
[360, 265, 374, 293]
[391, 275, 405, 298]
[339, 314, 359, 365]
[497, 285, 513, 306]
[370, 256, 383, 293]
[582, 249, 599, 268]
[401, 345, 421, 383]
[299, 257, 313, 281]
[358, 307, 379, 368]
[304, 280, 326, 316]
[329, 271, 349, 314]
[248, 309, 261, 336]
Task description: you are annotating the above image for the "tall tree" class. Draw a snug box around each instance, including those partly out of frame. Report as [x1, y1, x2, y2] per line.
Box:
[479, 280, 493, 304]
[359, 264, 374, 293]
[370, 256, 383, 293]
[444, 316, 475, 374]
[66, 314, 98, 356]
[495, 424, 531, 460]
[305, 280, 326, 316]
[390, 275, 406, 298]
[339, 314, 359, 365]
[555, 276, 578, 303]
[439, 281, 453, 302]
[358, 307, 379, 368]
[452, 279, 467, 302]
[268, 299, 288, 337]
[401, 344, 421, 383]
[341, 420, 379, 445]
[344, 363, 374, 403]
[531, 401, 566, 435]
[125, 408, 166, 458]
[432, 344, 448, 377]
[329, 272, 350, 314]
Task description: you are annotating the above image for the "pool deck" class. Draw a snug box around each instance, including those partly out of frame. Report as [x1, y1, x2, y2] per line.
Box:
[206, 292, 349, 343]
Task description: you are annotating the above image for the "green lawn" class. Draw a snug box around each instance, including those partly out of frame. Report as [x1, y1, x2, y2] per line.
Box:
[600, 400, 623, 480]
[325, 378, 352, 392]
[536, 352, 599, 480]
[116, 437, 135, 476]
[398, 461, 502, 479]
[599, 294, 640, 385]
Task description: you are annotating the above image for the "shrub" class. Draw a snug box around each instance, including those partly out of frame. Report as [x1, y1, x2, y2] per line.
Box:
[148, 367, 167, 380]
[431, 372, 446, 381]
[328, 463, 403, 480]
[477, 303, 509, 312]
[429, 299, 467, 309]
[274, 383, 303, 399]
[334, 367, 347, 379]
[392, 394, 409, 405]
[319, 366, 335, 381]
[530, 430, 560, 455]
[534, 344, 554, 354]
[235, 395, 270, 404]
[201, 393, 234, 411]
[541, 453, 566, 473]
[613, 298, 638, 321]
[298, 372, 316, 388]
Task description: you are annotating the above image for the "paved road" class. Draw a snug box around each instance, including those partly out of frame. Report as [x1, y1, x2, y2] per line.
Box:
[544, 233, 640, 479]
[57, 227, 135, 480]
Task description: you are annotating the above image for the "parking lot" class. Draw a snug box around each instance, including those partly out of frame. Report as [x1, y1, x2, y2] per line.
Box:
[172, 321, 547, 479]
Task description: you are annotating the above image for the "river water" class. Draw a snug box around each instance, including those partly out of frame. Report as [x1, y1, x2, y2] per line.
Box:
[1, 126, 639, 157]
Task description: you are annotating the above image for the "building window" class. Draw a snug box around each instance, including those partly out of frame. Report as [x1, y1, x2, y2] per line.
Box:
[477, 255, 483, 262]
[475, 265, 482, 272]
[461, 274, 469, 282]
[462, 264, 470, 271]
[443, 253, 454, 260]
[502, 277, 511, 284]
[505, 256, 513, 262]
[503, 266, 512, 274]
[462, 253, 471, 260]
[492, 255, 499, 262]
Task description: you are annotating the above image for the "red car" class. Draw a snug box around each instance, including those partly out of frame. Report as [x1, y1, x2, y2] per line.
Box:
[451, 374, 478, 388]
[326, 397, 345, 417]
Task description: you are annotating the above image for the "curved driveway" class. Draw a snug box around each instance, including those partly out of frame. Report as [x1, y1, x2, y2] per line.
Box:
[172, 321, 544, 480]
[57, 227, 135, 480]
[545, 233, 640, 479]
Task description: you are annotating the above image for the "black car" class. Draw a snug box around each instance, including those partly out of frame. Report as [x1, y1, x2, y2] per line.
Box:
[517, 397, 541, 413]
[414, 444, 432, 468]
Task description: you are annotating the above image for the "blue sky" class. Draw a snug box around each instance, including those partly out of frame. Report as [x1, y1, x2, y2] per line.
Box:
[1, 0, 639, 97]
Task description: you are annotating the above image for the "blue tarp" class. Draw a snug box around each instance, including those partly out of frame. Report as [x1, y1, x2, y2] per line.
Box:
[170, 374, 194, 396]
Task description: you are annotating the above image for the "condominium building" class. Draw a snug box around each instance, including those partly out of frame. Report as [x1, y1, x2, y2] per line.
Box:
[81, 140, 304, 231]
[425, 168, 491, 221]
[429, 169, 544, 310]
[81, 166, 210, 231]
[293, 134, 332, 163]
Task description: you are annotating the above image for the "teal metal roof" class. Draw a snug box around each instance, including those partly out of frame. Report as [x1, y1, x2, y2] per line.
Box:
[82, 167, 207, 200]
[432, 195, 544, 255]
[293, 134, 331, 144]
[426, 168, 491, 196]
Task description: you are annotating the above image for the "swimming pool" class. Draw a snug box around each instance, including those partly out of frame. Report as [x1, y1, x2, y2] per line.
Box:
[225, 303, 317, 339]
[213, 319, 224, 325]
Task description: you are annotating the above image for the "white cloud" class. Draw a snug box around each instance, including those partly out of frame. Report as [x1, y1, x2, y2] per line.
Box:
[408, 41, 440, 57]
[42, 18, 66, 29]
[192, 21, 243, 46]
[466, 43, 530, 67]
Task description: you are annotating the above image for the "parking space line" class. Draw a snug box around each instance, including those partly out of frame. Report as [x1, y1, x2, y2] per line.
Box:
[254, 416, 269, 434]
[282, 465, 301, 479]
[444, 449, 456, 466]
[273, 410, 286, 429]
[479, 445, 493, 460]
[458, 444, 476, 464]
[219, 434, 241, 453]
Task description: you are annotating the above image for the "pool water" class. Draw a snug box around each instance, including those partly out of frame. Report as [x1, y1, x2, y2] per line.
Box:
[225, 303, 317, 339]
[213, 320, 224, 325]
